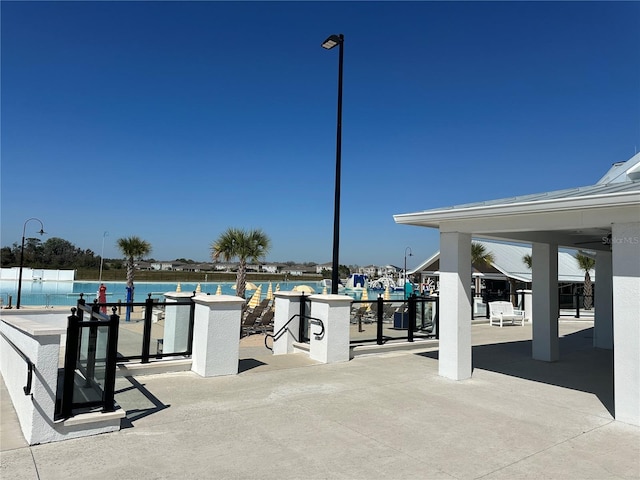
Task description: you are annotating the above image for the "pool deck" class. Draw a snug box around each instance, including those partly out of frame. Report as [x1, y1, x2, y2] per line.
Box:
[2, 319, 639, 479]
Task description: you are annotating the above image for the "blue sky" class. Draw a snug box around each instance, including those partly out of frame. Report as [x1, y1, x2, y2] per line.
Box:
[2, 1, 639, 269]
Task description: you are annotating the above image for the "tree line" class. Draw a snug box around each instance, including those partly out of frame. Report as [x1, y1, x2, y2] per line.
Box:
[1, 237, 103, 269]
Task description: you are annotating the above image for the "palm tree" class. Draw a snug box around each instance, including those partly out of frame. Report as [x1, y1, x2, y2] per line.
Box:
[576, 252, 596, 309]
[211, 228, 271, 299]
[116, 236, 152, 316]
[470, 242, 495, 300]
[471, 242, 495, 268]
[522, 254, 532, 269]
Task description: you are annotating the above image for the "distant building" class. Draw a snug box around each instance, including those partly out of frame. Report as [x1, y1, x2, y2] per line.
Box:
[261, 263, 281, 274]
[357, 265, 377, 277]
[410, 240, 594, 307]
[316, 263, 332, 274]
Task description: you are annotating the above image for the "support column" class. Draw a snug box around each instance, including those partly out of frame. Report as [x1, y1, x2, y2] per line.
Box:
[438, 231, 472, 380]
[163, 291, 193, 354]
[272, 291, 304, 355]
[309, 294, 352, 363]
[612, 222, 640, 426]
[594, 250, 613, 349]
[191, 294, 245, 377]
[532, 242, 559, 362]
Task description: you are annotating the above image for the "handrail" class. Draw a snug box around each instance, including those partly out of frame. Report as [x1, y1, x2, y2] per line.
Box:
[308, 316, 325, 339]
[265, 314, 300, 351]
[0, 331, 34, 395]
[264, 314, 325, 351]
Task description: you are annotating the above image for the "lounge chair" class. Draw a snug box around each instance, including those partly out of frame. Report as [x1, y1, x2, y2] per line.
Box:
[241, 310, 261, 336]
[256, 310, 275, 333]
[351, 306, 367, 324]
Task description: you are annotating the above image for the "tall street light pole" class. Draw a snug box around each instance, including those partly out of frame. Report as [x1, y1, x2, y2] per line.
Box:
[16, 218, 45, 309]
[322, 33, 344, 295]
[402, 246, 413, 326]
[404, 247, 413, 299]
[99, 231, 109, 284]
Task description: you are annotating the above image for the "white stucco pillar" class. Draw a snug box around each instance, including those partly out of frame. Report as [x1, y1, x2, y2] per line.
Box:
[163, 291, 193, 354]
[612, 222, 640, 426]
[308, 294, 352, 363]
[594, 251, 613, 349]
[191, 294, 245, 377]
[438, 231, 472, 380]
[532, 242, 559, 362]
[272, 291, 304, 355]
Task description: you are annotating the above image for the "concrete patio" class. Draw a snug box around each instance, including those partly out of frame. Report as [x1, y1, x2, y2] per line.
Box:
[1, 320, 639, 479]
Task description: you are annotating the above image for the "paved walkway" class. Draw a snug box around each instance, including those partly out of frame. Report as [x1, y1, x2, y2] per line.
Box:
[2, 321, 639, 479]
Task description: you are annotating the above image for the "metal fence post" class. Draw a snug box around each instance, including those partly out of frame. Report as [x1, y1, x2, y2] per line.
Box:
[575, 291, 580, 319]
[60, 308, 80, 419]
[298, 293, 307, 342]
[376, 296, 384, 345]
[102, 307, 120, 412]
[408, 294, 416, 343]
[483, 292, 490, 319]
[141, 295, 154, 363]
[186, 295, 196, 356]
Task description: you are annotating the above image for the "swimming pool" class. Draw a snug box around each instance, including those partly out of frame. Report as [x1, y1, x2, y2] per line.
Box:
[0, 280, 405, 307]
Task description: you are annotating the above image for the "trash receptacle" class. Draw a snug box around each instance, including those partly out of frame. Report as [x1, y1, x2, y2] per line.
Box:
[393, 312, 408, 329]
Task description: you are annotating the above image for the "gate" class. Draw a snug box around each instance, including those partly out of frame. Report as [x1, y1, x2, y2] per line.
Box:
[57, 294, 196, 420]
[58, 298, 120, 419]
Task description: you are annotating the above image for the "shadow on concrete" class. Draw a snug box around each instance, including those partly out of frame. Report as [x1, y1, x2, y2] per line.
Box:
[116, 376, 170, 429]
[238, 358, 268, 373]
[418, 327, 614, 417]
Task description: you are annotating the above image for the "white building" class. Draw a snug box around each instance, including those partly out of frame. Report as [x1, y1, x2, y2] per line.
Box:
[411, 240, 595, 306]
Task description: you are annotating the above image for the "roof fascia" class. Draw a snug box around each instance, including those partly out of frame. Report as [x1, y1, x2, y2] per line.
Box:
[394, 190, 640, 227]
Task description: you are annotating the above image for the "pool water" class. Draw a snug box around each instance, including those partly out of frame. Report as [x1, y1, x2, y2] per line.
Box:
[0, 280, 406, 307]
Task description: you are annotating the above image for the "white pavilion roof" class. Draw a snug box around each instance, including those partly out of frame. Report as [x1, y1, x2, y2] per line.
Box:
[410, 240, 592, 283]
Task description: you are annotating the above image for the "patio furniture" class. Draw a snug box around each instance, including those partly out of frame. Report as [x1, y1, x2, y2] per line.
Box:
[241, 310, 261, 336]
[256, 310, 275, 333]
[488, 301, 525, 327]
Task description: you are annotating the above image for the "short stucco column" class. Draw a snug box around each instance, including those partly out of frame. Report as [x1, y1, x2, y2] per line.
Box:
[612, 222, 640, 426]
[594, 250, 613, 349]
[191, 294, 245, 377]
[163, 291, 194, 354]
[308, 294, 352, 363]
[532, 242, 559, 362]
[516, 289, 533, 323]
[1, 311, 124, 445]
[438, 231, 472, 380]
[272, 291, 305, 355]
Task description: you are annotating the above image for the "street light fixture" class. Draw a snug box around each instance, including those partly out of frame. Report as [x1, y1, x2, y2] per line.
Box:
[322, 33, 344, 295]
[16, 218, 46, 309]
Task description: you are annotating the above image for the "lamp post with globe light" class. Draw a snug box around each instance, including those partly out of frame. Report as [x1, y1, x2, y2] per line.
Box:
[16, 218, 46, 309]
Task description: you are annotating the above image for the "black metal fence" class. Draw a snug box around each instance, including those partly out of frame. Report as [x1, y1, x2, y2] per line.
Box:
[58, 297, 120, 420]
[99, 294, 196, 363]
[57, 294, 196, 420]
[481, 292, 595, 319]
[348, 295, 439, 346]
